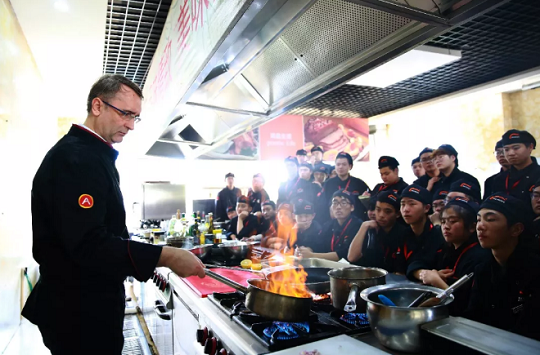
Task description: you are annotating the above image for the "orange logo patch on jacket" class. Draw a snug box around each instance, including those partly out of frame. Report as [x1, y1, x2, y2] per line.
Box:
[79, 194, 94, 209]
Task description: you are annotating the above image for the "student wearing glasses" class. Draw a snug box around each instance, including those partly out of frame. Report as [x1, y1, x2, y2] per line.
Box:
[413, 148, 441, 191]
[483, 140, 510, 200]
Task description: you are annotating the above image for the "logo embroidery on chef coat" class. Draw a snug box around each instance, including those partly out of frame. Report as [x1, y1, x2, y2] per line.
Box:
[79, 194, 94, 209]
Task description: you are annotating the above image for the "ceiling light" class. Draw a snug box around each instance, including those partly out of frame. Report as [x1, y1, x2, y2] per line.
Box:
[347, 45, 461, 88]
[54, 0, 69, 12]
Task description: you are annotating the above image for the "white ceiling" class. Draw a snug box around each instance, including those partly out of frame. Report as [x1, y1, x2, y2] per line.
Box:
[10, 0, 107, 119]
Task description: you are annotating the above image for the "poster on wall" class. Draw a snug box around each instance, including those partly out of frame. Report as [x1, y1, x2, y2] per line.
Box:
[259, 115, 304, 160]
[303, 116, 369, 162]
[199, 128, 260, 160]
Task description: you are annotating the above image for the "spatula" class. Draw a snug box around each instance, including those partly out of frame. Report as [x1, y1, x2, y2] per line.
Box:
[418, 273, 474, 308]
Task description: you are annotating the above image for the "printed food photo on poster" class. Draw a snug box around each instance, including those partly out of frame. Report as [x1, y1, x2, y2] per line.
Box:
[200, 129, 260, 160]
[303, 116, 369, 162]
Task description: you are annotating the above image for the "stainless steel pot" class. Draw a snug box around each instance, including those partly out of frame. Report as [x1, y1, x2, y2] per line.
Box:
[189, 244, 212, 261]
[328, 267, 387, 312]
[218, 242, 250, 259]
[360, 284, 453, 353]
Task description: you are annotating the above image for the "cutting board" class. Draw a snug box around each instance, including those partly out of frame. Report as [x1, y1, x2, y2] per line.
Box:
[269, 335, 388, 355]
[182, 268, 263, 298]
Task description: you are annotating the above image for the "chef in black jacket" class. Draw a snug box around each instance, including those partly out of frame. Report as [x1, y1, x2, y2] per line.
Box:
[414, 147, 441, 191]
[483, 140, 510, 200]
[316, 152, 370, 223]
[411, 157, 425, 179]
[370, 156, 408, 197]
[277, 156, 300, 206]
[215, 172, 242, 222]
[228, 195, 262, 240]
[299, 190, 362, 261]
[419, 197, 490, 316]
[293, 162, 322, 205]
[447, 179, 482, 203]
[348, 191, 407, 271]
[398, 184, 445, 280]
[247, 173, 270, 213]
[22, 75, 204, 355]
[491, 130, 540, 216]
[313, 162, 329, 187]
[430, 188, 449, 226]
[259, 200, 277, 235]
[431, 144, 481, 194]
[311, 146, 333, 172]
[291, 200, 324, 252]
[296, 148, 309, 164]
[466, 193, 540, 340]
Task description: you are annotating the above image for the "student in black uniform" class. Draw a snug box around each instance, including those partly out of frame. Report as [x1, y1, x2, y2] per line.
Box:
[431, 144, 481, 193]
[370, 156, 408, 197]
[263, 203, 295, 250]
[530, 180, 540, 238]
[260, 200, 277, 235]
[483, 140, 510, 200]
[215, 172, 242, 222]
[329, 166, 337, 179]
[398, 184, 445, 281]
[294, 162, 322, 205]
[419, 197, 490, 316]
[277, 156, 300, 206]
[430, 188, 449, 226]
[466, 193, 540, 340]
[447, 179, 481, 203]
[366, 195, 377, 221]
[313, 163, 329, 187]
[222, 206, 238, 233]
[299, 190, 362, 261]
[227, 195, 262, 240]
[414, 148, 441, 191]
[247, 173, 270, 213]
[291, 200, 324, 252]
[348, 191, 407, 271]
[296, 149, 308, 164]
[311, 146, 333, 172]
[411, 157, 425, 179]
[21, 75, 204, 355]
[491, 130, 540, 216]
[316, 152, 370, 223]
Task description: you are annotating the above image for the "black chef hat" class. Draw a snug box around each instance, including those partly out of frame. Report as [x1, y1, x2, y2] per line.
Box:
[411, 157, 420, 166]
[314, 163, 328, 175]
[401, 184, 432, 205]
[278, 202, 293, 213]
[237, 195, 250, 206]
[311, 146, 324, 154]
[495, 139, 504, 150]
[378, 156, 399, 170]
[296, 149, 308, 156]
[377, 190, 400, 211]
[299, 162, 313, 171]
[501, 129, 536, 148]
[480, 193, 528, 226]
[294, 199, 315, 215]
[449, 179, 481, 202]
[445, 196, 480, 215]
[418, 147, 434, 158]
[284, 156, 299, 166]
[432, 188, 449, 202]
[336, 152, 353, 166]
[225, 172, 235, 179]
[433, 144, 459, 167]
[262, 200, 276, 210]
[332, 189, 355, 205]
[227, 206, 236, 213]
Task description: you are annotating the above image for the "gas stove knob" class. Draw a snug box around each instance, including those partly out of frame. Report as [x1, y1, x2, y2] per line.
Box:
[204, 337, 217, 355]
[160, 280, 168, 291]
[218, 349, 228, 355]
[196, 327, 209, 345]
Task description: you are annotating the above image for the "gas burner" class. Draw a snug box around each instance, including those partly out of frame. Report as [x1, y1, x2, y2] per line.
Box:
[340, 313, 369, 326]
[312, 293, 331, 303]
[231, 301, 247, 316]
[263, 322, 310, 341]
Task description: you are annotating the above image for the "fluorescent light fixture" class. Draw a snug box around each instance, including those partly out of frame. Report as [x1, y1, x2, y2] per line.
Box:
[348, 45, 461, 88]
[54, 0, 69, 12]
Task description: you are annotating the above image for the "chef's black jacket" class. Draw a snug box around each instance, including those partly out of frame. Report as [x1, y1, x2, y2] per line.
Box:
[247, 188, 270, 213]
[435, 236, 491, 316]
[371, 178, 408, 197]
[316, 175, 370, 223]
[483, 169, 505, 201]
[319, 215, 363, 260]
[294, 178, 322, 205]
[22, 125, 162, 354]
[277, 176, 300, 206]
[352, 222, 408, 272]
[293, 220, 325, 252]
[432, 167, 481, 199]
[490, 161, 540, 218]
[215, 186, 241, 221]
[396, 220, 444, 280]
[227, 214, 262, 239]
[260, 215, 277, 235]
[465, 244, 540, 340]
[413, 173, 440, 190]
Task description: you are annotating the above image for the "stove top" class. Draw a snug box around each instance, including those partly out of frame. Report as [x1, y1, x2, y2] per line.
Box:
[208, 292, 371, 352]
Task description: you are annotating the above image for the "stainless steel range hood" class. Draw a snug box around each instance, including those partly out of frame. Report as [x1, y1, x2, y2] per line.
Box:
[148, 0, 508, 159]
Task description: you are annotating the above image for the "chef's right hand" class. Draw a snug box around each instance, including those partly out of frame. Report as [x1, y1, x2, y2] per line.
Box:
[158, 246, 205, 278]
[239, 211, 250, 220]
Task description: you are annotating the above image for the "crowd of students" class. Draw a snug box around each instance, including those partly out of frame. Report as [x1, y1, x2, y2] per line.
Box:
[214, 129, 540, 341]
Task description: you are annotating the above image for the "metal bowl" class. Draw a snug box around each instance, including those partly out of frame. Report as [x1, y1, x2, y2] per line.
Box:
[360, 284, 453, 353]
[189, 244, 213, 261]
[218, 242, 250, 260]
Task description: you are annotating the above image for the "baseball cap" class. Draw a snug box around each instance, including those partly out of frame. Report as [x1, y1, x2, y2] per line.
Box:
[501, 129, 536, 148]
[299, 162, 313, 171]
[495, 139, 504, 150]
[262, 200, 276, 210]
[401, 184, 432, 205]
[294, 199, 315, 215]
[225, 172, 234, 178]
[445, 196, 480, 215]
[378, 156, 399, 169]
[411, 157, 420, 166]
[336, 152, 353, 166]
[227, 206, 236, 213]
[277, 202, 293, 213]
[332, 189, 355, 205]
[311, 146, 324, 154]
[418, 147, 434, 158]
[433, 144, 459, 167]
[314, 163, 328, 175]
[449, 179, 481, 202]
[480, 193, 528, 226]
[377, 190, 400, 211]
[296, 149, 308, 156]
[433, 188, 449, 202]
[237, 195, 250, 206]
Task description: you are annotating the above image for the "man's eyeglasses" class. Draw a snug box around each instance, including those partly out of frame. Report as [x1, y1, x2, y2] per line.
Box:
[494, 150, 505, 157]
[101, 99, 141, 123]
[420, 158, 434, 163]
[331, 200, 351, 207]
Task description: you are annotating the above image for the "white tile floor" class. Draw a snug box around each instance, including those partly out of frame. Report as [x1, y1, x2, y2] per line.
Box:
[1, 319, 50, 355]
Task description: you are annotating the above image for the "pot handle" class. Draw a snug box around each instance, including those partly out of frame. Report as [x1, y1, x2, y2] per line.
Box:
[344, 282, 364, 312]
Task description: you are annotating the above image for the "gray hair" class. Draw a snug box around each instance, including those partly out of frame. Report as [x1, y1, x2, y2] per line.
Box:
[86, 74, 143, 113]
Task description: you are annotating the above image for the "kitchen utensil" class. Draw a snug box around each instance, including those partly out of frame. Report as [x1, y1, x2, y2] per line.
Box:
[218, 242, 251, 260]
[418, 273, 474, 307]
[328, 267, 387, 312]
[378, 294, 396, 307]
[204, 269, 312, 322]
[189, 244, 212, 261]
[407, 291, 434, 308]
[266, 267, 332, 294]
[360, 284, 453, 353]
